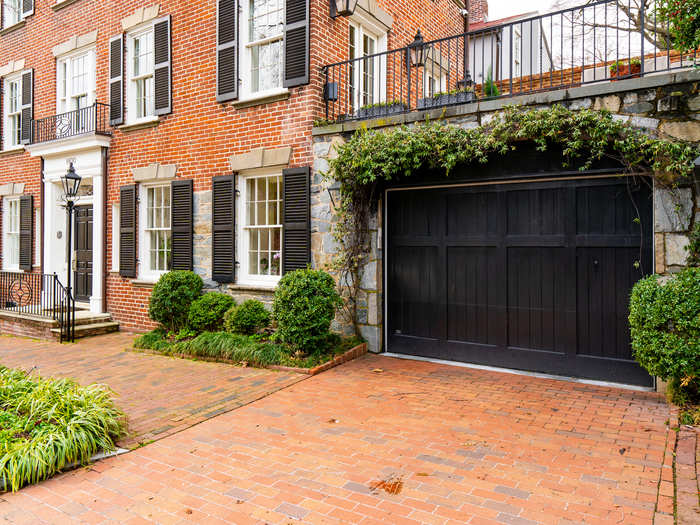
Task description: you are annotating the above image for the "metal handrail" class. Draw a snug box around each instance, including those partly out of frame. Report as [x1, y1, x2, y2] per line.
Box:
[0, 272, 74, 342]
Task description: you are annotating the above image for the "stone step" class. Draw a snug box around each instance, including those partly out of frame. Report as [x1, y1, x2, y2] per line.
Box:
[51, 321, 120, 339]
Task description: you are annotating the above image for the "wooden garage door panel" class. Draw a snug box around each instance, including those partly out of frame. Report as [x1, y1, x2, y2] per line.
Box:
[387, 177, 653, 386]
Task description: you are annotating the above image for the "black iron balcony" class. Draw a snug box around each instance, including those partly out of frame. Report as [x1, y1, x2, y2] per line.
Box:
[320, 0, 698, 123]
[31, 102, 112, 144]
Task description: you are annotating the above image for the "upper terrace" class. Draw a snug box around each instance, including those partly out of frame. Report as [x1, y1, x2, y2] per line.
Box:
[319, 0, 698, 124]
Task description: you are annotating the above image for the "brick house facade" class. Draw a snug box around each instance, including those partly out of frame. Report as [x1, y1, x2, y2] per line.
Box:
[0, 0, 467, 331]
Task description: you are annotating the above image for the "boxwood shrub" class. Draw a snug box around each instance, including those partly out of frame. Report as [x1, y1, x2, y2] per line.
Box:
[272, 269, 342, 352]
[187, 292, 236, 333]
[629, 268, 700, 401]
[224, 300, 270, 335]
[148, 271, 203, 333]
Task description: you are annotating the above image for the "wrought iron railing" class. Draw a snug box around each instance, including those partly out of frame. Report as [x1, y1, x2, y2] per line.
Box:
[0, 272, 75, 342]
[321, 0, 698, 122]
[31, 102, 111, 144]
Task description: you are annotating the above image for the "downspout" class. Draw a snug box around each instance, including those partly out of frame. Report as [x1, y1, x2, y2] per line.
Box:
[102, 146, 108, 314]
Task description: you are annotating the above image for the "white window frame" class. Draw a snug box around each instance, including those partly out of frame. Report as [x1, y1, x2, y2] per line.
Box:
[111, 204, 119, 272]
[2, 197, 20, 271]
[237, 170, 283, 286]
[348, 15, 387, 111]
[2, 0, 22, 29]
[423, 49, 449, 98]
[513, 28, 522, 78]
[56, 48, 96, 115]
[3, 73, 22, 151]
[126, 24, 156, 125]
[138, 183, 172, 282]
[239, 0, 286, 101]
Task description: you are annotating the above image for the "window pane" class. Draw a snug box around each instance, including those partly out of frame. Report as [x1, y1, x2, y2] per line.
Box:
[257, 202, 266, 226]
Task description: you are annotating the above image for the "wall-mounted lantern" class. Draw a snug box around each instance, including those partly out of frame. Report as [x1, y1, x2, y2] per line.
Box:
[330, 0, 359, 19]
[408, 30, 427, 68]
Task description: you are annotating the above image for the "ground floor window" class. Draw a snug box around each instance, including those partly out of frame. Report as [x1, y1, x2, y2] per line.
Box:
[2, 197, 20, 270]
[140, 184, 171, 279]
[238, 172, 282, 284]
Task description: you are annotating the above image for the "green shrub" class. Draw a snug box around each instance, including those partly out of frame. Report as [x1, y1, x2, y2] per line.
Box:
[176, 331, 283, 366]
[225, 300, 270, 335]
[187, 292, 235, 333]
[484, 66, 500, 97]
[686, 222, 700, 267]
[629, 268, 700, 397]
[658, 0, 700, 53]
[134, 328, 171, 351]
[0, 367, 125, 492]
[148, 271, 203, 333]
[272, 269, 342, 352]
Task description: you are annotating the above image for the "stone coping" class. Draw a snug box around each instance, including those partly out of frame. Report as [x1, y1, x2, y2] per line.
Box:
[312, 69, 700, 136]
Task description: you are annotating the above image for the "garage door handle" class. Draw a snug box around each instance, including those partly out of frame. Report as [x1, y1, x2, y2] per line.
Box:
[593, 259, 599, 266]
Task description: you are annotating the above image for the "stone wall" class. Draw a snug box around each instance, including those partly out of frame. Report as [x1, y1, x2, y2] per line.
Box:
[312, 70, 700, 353]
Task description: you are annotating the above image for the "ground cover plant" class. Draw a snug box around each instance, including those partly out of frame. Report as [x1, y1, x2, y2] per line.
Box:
[0, 367, 125, 492]
[136, 270, 361, 369]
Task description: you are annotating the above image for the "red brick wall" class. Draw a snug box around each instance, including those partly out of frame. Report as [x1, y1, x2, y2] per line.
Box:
[0, 0, 463, 331]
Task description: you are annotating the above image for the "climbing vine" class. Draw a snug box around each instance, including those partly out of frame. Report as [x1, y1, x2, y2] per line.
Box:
[325, 104, 699, 332]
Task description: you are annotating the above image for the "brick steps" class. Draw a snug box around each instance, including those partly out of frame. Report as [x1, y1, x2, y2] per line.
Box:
[50, 320, 120, 339]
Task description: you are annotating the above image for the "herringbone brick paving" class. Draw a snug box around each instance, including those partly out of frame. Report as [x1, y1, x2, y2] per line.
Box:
[0, 344, 673, 524]
[0, 333, 304, 447]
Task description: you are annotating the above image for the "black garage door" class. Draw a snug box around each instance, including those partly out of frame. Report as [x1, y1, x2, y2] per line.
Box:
[387, 177, 653, 387]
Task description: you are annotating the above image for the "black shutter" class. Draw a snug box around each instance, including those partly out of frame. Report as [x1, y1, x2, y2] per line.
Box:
[283, 0, 309, 88]
[109, 35, 124, 126]
[212, 175, 236, 282]
[171, 179, 193, 271]
[20, 70, 32, 144]
[22, 0, 33, 17]
[154, 16, 172, 116]
[217, 0, 238, 102]
[0, 77, 3, 151]
[19, 195, 32, 271]
[282, 167, 310, 273]
[119, 185, 137, 278]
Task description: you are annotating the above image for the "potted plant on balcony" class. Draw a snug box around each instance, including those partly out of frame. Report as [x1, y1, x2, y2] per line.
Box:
[610, 58, 642, 80]
[356, 100, 407, 119]
[417, 87, 476, 110]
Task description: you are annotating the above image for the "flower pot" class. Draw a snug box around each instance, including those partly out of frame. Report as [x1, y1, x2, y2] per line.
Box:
[610, 63, 642, 81]
[356, 103, 407, 119]
[417, 90, 477, 110]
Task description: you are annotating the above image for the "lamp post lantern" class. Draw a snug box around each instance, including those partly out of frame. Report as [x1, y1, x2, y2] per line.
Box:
[408, 30, 427, 68]
[60, 162, 81, 342]
[458, 0, 473, 90]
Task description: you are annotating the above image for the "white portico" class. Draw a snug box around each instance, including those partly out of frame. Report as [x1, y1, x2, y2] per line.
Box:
[25, 134, 110, 314]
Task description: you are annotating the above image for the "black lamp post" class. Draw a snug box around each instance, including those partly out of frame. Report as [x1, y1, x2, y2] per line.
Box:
[329, 0, 359, 18]
[458, 0, 473, 89]
[61, 162, 81, 342]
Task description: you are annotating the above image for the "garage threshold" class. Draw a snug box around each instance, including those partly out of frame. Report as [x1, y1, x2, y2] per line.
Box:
[382, 353, 654, 392]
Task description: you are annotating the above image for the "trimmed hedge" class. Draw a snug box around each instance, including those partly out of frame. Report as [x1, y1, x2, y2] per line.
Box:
[148, 271, 203, 333]
[224, 300, 270, 335]
[629, 268, 700, 394]
[187, 292, 235, 333]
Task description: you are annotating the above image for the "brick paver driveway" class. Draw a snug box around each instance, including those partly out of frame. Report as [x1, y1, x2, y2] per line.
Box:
[0, 353, 672, 524]
[0, 333, 304, 447]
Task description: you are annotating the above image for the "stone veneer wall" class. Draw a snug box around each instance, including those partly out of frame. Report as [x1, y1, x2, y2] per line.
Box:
[312, 70, 700, 354]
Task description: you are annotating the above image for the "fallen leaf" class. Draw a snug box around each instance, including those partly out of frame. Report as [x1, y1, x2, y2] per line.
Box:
[415, 472, 429, 477]
[184, 509, 193, 515]
[372, 368, 384, 373]
[327, 418, 339, 424]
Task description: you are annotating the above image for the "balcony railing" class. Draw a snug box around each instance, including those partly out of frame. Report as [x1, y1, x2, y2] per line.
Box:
[321, 0, 698, 123]
[0, 272, 75, 342]
[31, 102, 112, 144]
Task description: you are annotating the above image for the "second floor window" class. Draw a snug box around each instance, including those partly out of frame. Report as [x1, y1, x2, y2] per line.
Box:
[243, 0, 284, 95]
[2, 0, 21, 28]
[127, 27, 155, 121]
[3, 76, 21, 149]
[57, 51, 95, 114]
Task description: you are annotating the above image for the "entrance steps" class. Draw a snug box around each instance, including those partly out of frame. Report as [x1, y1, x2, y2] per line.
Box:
[49, 310, 120, 339]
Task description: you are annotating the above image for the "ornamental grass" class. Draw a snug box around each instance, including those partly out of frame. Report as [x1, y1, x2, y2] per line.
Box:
[0, 367, 125, 492]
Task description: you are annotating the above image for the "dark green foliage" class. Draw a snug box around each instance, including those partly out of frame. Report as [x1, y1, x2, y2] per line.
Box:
[658, 0, 700, 52]
[273, 269, 343, 352]
[224, 300, 270, 335]
[134, 328, 171, 351]
[629, 268, 700, 394]
[686, 222, 700, 267]
[484, 67, 499, 97]
[148, 271, 203, 333]
[187, 292, 236, 333]
[0, 367, 125, 492]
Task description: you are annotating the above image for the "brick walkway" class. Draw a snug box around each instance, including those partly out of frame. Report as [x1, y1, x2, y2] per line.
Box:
[0, 353, 672, 524]
[0, 333, 304, 447]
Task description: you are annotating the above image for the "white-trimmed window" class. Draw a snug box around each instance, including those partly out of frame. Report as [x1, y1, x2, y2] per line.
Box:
[139, 184, 171, 280]
[126, 26, 155, 123]
[3, 75, 21, 150]
[238, 172, 282, 284]
[2, 0, 21, 28]
[348, 18, 387, 111]
[57, 50, 95, 114]
[514, 28, 522, 77]
[241, 0, 284, 97]
[2, 197, 20, 270]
